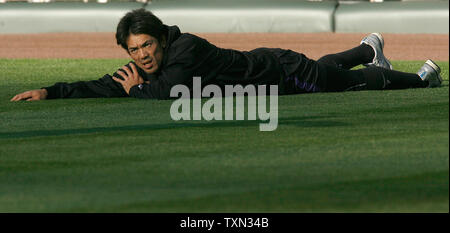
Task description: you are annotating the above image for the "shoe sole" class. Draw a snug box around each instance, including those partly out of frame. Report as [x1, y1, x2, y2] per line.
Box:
[371, 33, 384, 49]
[425, 59, 443, 84]
[362, 33, 392, 70]
[425, 59, 441, 73]
[372, 33, 393, 70]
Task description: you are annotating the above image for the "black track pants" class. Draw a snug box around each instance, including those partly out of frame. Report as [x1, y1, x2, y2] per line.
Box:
[315, 44, 427, 92]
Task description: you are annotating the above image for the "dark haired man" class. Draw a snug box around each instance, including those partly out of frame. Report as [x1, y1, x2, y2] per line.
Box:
[11, 8, 442, 101]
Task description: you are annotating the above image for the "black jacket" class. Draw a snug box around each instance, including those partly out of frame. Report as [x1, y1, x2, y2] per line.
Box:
[45, 25, 312, 99]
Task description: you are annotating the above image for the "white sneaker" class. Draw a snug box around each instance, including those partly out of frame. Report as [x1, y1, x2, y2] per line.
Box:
[417, 60, 443, 88]
[360, 33, 393, 70]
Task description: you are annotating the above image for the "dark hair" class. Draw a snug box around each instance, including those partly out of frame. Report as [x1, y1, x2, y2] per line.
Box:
[116, 8, 168, 50]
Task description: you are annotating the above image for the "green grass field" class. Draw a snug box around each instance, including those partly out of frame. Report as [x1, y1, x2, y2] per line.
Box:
[0, 59, 448, 213]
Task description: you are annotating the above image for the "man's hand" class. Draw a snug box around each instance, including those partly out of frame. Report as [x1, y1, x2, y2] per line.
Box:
[112, 63, 145, 95]
[10, 89, 48, 102]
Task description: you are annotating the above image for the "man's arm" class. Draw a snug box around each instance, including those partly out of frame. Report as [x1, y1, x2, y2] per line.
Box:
[126, 63, 194, 100]
[109, 58, 196, 100]
[112, 63, 176, 100]
[43, 73, 129, 99]
[10, 89, 48, 101]
[112, 63, 147, 96]
[10, 65, 137, 101]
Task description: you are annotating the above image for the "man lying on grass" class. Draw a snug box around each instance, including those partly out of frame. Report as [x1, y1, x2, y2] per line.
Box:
[11, 9, 443, 102]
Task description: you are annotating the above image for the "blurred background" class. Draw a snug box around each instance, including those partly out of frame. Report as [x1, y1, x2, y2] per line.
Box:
[0, 0, 448, 34]
[0, 0, 448, 2]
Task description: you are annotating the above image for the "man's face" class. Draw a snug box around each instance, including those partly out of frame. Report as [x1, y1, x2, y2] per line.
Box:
[126, 33, 165, 74]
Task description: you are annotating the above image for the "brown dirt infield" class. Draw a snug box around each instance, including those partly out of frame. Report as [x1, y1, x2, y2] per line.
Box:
[0, 32, 448, 61]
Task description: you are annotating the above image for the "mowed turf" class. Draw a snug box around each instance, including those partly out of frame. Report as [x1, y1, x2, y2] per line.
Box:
[0, 59, 448, 212]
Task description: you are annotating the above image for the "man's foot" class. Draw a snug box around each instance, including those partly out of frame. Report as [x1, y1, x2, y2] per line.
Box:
[417, 59, 442, 88]
[360, 33, 393, 70]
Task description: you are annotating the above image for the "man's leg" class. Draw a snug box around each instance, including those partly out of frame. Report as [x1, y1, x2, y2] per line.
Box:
[281, 60, 426, 94]
[316, 44, 374, 70]
[321, 63, 428, 92]
[280, 33, 440, 94]
[316, 33, 392, 70]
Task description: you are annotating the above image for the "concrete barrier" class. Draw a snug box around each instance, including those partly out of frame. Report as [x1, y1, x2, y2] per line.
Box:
[0, 0, 337, 34]
[0, 2, 143, 33]
[335, 1, 449, 34]
[0, 1, 448, 34]
[146, 0, 337, 33]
